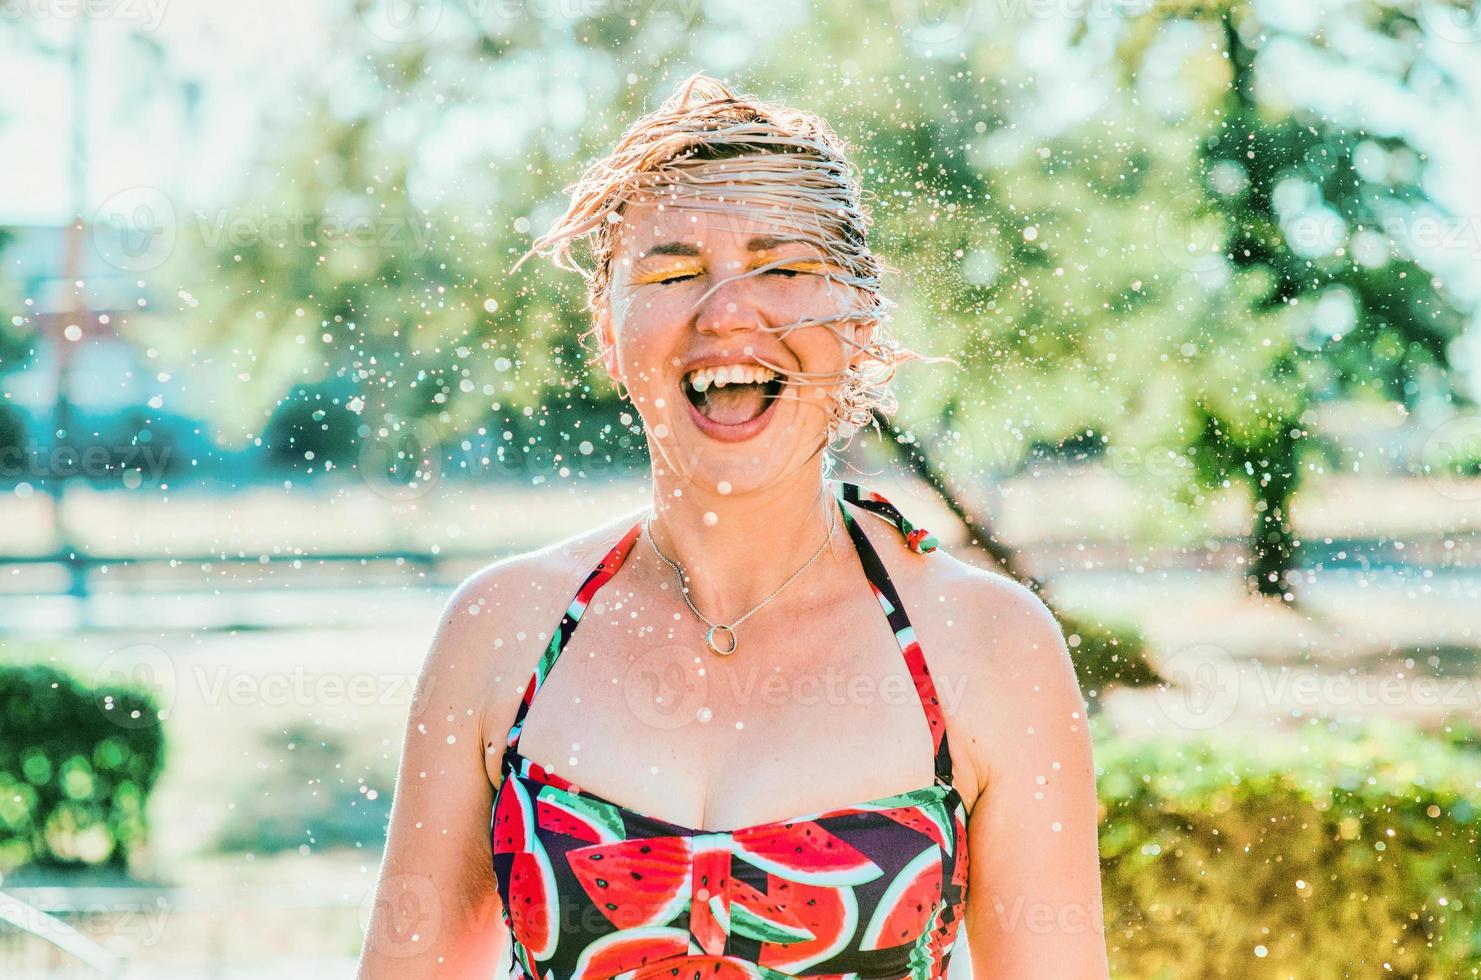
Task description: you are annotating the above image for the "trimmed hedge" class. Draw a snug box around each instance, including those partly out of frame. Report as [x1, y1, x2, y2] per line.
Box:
[0, 664, 165, 871]
[1098, 716, 1481, 979]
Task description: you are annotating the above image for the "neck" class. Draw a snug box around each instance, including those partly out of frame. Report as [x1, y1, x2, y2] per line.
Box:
[640, 465, 843, 625]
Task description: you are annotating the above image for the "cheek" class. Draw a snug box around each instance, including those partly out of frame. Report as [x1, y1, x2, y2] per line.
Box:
[776, 277, 867, 328]
[612, 285, 692, 334]
[784, 310, 855, 370]
[609, 291, 686, 381]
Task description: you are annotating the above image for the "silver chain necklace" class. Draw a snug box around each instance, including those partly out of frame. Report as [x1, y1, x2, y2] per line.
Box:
[643, 491, 838, 656]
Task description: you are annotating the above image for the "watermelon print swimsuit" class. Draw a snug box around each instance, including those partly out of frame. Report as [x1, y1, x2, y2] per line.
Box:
[490, 480, 969, 980]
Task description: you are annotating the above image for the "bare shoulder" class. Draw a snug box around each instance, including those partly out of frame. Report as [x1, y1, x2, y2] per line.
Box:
[903, 552, 1090, 811]
[413, 506, 648, 761]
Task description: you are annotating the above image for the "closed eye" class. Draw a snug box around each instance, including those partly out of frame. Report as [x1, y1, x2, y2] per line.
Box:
[645, 262, 825, 286]
[766, 261, 829, 277]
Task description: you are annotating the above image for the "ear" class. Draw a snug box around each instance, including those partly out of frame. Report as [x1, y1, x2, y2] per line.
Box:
[596, 301, 623, 385]
[847, 317, 876, 366]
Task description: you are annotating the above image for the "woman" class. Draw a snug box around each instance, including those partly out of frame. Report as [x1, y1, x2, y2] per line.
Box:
[358, 73, 1109, 980]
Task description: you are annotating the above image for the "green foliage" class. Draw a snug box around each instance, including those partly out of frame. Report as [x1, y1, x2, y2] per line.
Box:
[172, 2, 1472, 599]
[261, 379, 365, 474]
[0, 401, 25, 463]
[1060, 612, 1162, 703]
[1098, 716, 1481, 978]
[0, 664, 166, 872]
[1113, 4, 1468, 596]
[1429, 427, 1481, 478]
[0, 227, 30, 386]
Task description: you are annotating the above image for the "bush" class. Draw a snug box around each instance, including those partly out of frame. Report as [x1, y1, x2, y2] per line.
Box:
[1097, 716, 1481, 978]
[0, 664, 165, 872]
[1060, 611, 1161, 706]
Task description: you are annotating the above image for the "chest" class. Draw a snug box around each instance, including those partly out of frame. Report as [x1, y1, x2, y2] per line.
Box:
[484, 580, 951, 832]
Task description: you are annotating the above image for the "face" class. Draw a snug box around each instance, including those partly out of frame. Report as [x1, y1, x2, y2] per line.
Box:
[597, 192, 874, 495]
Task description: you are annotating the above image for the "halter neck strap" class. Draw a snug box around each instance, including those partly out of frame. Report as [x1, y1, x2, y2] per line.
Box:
[502, 479, 951, 785]
[831, 479, 940, 554]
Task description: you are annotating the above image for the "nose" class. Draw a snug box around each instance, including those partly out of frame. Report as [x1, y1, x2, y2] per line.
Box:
[693, 262, 765, 340]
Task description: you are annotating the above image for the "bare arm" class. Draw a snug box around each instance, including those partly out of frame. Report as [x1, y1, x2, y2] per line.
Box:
[356, 571, 513, 979]
[959, 576, 1110, 979]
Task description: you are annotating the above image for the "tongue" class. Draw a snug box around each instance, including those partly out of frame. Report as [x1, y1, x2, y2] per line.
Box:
[701, 383, 767, 425]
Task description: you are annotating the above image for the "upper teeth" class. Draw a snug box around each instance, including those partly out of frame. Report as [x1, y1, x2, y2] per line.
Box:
[686, 364, 778, 392]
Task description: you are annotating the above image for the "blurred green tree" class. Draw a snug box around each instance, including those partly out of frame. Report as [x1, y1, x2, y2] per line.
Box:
[1094, 0, 1472, 595]
[183, 0, 1472, 606]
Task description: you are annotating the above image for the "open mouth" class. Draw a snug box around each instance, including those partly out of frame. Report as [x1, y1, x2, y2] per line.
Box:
[683, 365, 787, 426]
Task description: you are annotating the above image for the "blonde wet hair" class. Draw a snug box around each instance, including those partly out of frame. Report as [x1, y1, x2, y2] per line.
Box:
[512, 71, 951, 447]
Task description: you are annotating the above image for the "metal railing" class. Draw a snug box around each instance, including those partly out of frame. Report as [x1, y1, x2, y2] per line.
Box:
[0, 885, 365, 978]
[0, 889, 126, 977]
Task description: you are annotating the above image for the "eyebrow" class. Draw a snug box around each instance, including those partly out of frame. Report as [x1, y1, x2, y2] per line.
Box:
[636, 235, 809, 260]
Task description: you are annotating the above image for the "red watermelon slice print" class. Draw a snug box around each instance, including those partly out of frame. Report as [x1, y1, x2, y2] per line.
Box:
[755, 876, 859, 973]
[508, 844, 560, 960]
[859, 843, 942, 950]
[626, 953, 797, 980]
[567, 835, 691, 930]
[536, 786, 626, 844]
[728, 878, 813, 946]
[491, 776, 535, 854]
[568, 925, 690, 980]
[732, 822, 882, 886]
